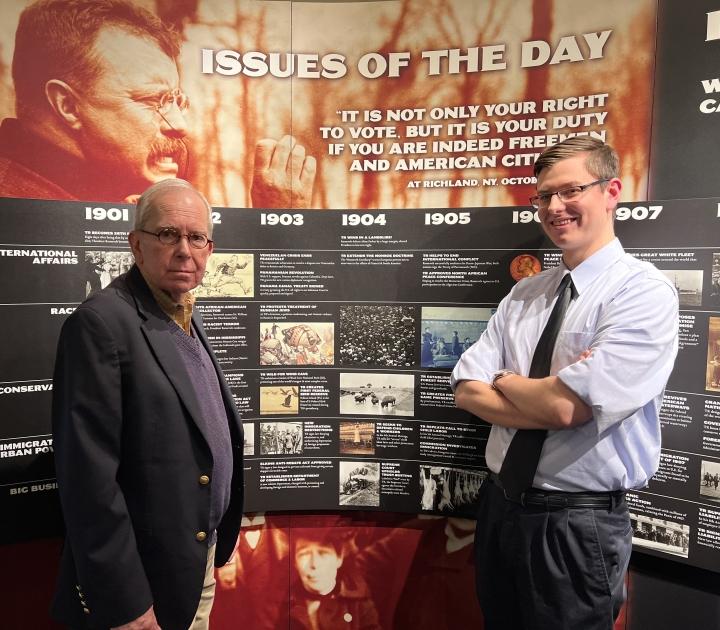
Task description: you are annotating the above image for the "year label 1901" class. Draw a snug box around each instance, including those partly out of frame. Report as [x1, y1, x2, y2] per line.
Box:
[86, 207, 129, 221]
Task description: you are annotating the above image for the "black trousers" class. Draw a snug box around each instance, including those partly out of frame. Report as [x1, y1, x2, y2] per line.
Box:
[475, 478, 632, 630]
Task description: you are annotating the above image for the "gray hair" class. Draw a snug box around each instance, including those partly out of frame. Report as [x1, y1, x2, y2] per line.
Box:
[134, 179, 214, 236]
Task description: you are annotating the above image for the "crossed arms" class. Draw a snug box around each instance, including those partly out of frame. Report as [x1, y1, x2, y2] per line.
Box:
[454, 354, 593, 431]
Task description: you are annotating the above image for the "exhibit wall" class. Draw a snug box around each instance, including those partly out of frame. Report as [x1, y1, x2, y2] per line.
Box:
[2, 0, 720, 628]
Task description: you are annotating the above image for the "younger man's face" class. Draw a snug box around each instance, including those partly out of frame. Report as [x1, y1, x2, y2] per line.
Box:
[535, 153, 620, 265]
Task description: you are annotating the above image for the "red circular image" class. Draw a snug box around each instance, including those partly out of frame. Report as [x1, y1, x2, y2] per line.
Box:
[510, 254, 541, 281]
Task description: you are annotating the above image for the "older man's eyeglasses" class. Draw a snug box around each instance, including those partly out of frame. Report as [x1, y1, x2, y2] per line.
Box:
[139, 228, 211, 249]
[529, 179, 609, 209]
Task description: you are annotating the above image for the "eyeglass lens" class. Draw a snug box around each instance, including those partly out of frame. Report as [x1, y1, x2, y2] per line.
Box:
[158, 89, 189, 115]
[157, 228, 208, 248]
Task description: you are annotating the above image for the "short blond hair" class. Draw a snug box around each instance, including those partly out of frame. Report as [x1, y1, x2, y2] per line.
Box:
[533, 137, 619, 182]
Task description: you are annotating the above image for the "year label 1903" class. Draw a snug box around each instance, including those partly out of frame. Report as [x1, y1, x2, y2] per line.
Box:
[260, 213, 304, 226]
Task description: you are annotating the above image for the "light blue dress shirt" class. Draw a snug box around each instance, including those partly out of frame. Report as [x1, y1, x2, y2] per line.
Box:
[451, 238, 679, 492]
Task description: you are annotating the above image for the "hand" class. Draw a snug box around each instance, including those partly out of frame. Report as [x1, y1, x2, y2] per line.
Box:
[217, 556, 238, 589]
[251, 136, 316, 209]
[112, 606, 161, 630]
[576, 350, 591, 362]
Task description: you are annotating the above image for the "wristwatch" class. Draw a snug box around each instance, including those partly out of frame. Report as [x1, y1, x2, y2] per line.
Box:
[491, 369, 516, 391]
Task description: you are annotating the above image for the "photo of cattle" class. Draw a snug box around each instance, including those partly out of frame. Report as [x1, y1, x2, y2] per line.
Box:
[260, 386, 299, 416]
[339, 462, 380, 507]
[339, 373, 415, 417]
[420, 307, 495, 368]
[192, 254, 254, 298]
[339, 305, 415, 367]
[420, 466, 487, 518]
[242, 423, 255, 456]
[259, 321, 334, 366]
[339, 422, 375, 455]
[260, 422, 303, 455]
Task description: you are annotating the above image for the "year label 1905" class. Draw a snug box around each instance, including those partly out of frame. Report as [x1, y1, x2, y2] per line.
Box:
[424, 212, 471, 225]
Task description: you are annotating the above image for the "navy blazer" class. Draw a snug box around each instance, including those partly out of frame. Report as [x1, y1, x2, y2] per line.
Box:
[50, 265, 244, 630]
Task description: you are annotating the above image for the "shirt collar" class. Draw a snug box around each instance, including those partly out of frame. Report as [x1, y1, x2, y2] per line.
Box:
[140, 270, 195, 335]
[557, 238, 624, 296]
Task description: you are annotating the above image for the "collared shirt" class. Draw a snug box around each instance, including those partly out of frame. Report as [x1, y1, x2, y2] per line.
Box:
[141, 271, 195, 335]
[451, 239, 679, 492]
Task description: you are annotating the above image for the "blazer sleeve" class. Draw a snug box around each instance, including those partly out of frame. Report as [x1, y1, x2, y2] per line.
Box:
[52, 307, 154, 628]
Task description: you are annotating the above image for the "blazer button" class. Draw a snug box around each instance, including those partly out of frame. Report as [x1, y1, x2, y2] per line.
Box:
[199, 475, 210, 485]
[196, 531, 207, 541]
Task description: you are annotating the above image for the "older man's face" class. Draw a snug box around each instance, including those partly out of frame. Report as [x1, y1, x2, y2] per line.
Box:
[74, 27, 188, 194]
[130, 189, 213, 301]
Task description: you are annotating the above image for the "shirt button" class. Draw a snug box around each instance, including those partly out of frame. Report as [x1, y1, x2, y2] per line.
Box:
[344, 613, 353, 622]
[83, 608, 90, 614]
[196, 531, 207, 541]
[199, 475, 210, 485]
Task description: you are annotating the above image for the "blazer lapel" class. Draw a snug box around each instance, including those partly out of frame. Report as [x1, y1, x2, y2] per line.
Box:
[125, 266, 210, 445]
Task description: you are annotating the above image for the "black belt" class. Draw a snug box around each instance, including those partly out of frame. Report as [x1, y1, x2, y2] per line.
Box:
[490, 473, 625, 510]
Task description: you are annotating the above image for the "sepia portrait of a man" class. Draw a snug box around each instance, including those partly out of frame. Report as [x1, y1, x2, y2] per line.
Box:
[0, 0, 315, 207]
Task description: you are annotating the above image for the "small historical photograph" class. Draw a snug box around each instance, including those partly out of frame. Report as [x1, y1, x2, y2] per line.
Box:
[339, 461, 380, 507]
[85, 251, 134, 297]
[420, 466, 487, 517]
[259, 422, 303, 455]
[706, 317, 720, 392]
[339, 305, 415, 367]
[339, 422, 375, 455]
[630, 513, 690, 558]
[700, 459, 720, 503]
[420, 307, 495, 368]
[259, 386, 299, 415]
[658, 269, 703, 307]
[339, 373, 415, 417]
[711, 253, 720, 308]
[260, 322, 334, 366]
[192, 254, 254, 298]
[242, 423, 255, 456]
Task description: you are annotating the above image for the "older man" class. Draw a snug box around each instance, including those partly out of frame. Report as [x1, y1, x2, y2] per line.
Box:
[51, 179, 244, 630]
[453, 137, 678, 629]
[0, 0, 315, 208]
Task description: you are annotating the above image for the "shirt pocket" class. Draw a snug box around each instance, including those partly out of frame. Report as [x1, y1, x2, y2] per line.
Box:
[552, 331, 595, 374]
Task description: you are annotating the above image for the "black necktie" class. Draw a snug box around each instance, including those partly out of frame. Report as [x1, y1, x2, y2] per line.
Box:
[497, 273, 576, 498]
